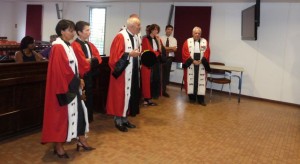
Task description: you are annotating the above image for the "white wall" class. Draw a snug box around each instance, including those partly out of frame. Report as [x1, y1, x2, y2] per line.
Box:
[0, 2, 15, 40]
[0, 1, 299, 105]
[282, 4, 300, 104]
[7, 2, 61, 42]
[41, 2, 62, 41]
[62, 2, 171, 55]
[208, 2, 300, 104]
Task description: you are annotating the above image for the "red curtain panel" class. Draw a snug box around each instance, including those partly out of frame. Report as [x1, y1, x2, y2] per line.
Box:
[174, 6, 211, 62]
[25, 5, 43, 41]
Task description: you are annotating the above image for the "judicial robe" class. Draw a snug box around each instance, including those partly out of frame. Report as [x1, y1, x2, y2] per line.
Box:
[41, 38, 89, 143]
[121, 26, 142, 51]
[72, 39, 102, 122]
[182, 38, 210, 95]
[71, 39, 102, 75]
[141, 36, 164, 99]
[106, 30, 140, 117]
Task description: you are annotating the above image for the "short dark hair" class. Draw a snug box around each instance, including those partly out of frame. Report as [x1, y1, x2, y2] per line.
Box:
[20, 36, 34, 50]
[75, 21, 90, 35]
[149, 24, 160, 34]
[55, 19, 75, 36]
[165, 24, 173, 30]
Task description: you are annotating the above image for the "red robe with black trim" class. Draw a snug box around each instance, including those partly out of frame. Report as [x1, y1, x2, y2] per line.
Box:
[141, 37, 162, 99]
[182, 39, 210, 94]
[41, 44, 85, 143]
[71, 41, 102, 75]
[106, 33, 128, 117]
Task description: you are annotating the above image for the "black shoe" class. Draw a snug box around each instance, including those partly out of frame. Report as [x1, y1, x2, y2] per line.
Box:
[143, 101, 158, 106]
[115, 124, 128, 132]
[88, 116, 94, 123]
[54, 149, 69, 159]
[162, 92, 170, 98]
[199, 102, 207, 106]
[152, 96, 159, 99]
[76, 140, 96, 151]
[123, 121, 136, 128]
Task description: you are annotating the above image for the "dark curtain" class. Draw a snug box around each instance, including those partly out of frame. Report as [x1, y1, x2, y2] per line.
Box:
[26, 5, 43, 41]
[173, 6, 211, 62]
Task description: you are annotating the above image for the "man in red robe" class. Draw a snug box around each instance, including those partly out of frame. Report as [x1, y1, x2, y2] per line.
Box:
[72, 21, 102, 123]
[106, 17, 141, 132]
[182, 26, 210, 106]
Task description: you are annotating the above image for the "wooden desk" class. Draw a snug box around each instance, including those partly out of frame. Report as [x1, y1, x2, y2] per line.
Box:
[210, 64, 244, 103]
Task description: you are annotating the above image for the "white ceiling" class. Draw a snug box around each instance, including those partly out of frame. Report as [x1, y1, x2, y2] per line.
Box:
[3, 0, 300, 3]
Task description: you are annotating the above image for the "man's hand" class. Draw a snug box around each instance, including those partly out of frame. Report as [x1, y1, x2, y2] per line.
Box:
[166, 46, 177, 53]
[193, 60, 201, 65]
[129, 49, 141, 57]
[80, 79, 85, 89]
[172, 46, 177, 52]
[81, 90, 87, 101]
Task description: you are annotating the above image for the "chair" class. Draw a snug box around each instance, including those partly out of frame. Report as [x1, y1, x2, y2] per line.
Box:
[207, 62, 231, 101]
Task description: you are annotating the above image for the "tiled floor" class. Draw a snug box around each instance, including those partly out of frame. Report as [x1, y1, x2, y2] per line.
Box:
[1, 86, 300, 163]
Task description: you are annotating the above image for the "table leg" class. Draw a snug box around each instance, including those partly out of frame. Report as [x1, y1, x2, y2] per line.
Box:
[232, 72, 243, 103]
[238, 72, 243, 103]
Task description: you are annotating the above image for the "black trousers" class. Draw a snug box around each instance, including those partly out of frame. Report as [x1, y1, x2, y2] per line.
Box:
[83, 72, 94, 123]
[188, 94, 205, 103]
[162, 57, 173, 93]
[128, 58, 140, 117]
[77, 93, 86, 136]
[151, 62, 161, 98]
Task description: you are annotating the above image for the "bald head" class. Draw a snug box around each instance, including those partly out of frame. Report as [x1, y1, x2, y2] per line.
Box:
[192, 26, 201, 33]
[129, 13, 139, 18]
[127, 17, 141, 35]
[192, 26, 202, 41]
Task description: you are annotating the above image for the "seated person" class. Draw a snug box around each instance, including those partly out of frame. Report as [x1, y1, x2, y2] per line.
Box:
[41, 34, 58, 59]
[15, 36, 43, 63]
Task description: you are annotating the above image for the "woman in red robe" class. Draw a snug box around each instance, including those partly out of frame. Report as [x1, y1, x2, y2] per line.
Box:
[41, 19, 94, 159]
[72, 21, 102, 123]
[141, 24, 165, 106]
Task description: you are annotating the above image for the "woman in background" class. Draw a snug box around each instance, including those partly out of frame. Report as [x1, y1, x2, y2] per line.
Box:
[15, 36, 43, 63]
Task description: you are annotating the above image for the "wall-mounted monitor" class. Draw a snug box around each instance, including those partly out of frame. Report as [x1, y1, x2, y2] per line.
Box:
[241, 0, 260, 40]
[241, 5, 257, 40]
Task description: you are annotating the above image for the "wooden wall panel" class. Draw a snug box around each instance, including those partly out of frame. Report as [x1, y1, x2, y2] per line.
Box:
[93, 56, 110, 114]
[0, 62, 47, 140]
[0, 87, 14, 112]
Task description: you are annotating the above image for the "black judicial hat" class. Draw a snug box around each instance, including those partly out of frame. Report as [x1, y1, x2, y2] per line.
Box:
[141, 50, 157, 67]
